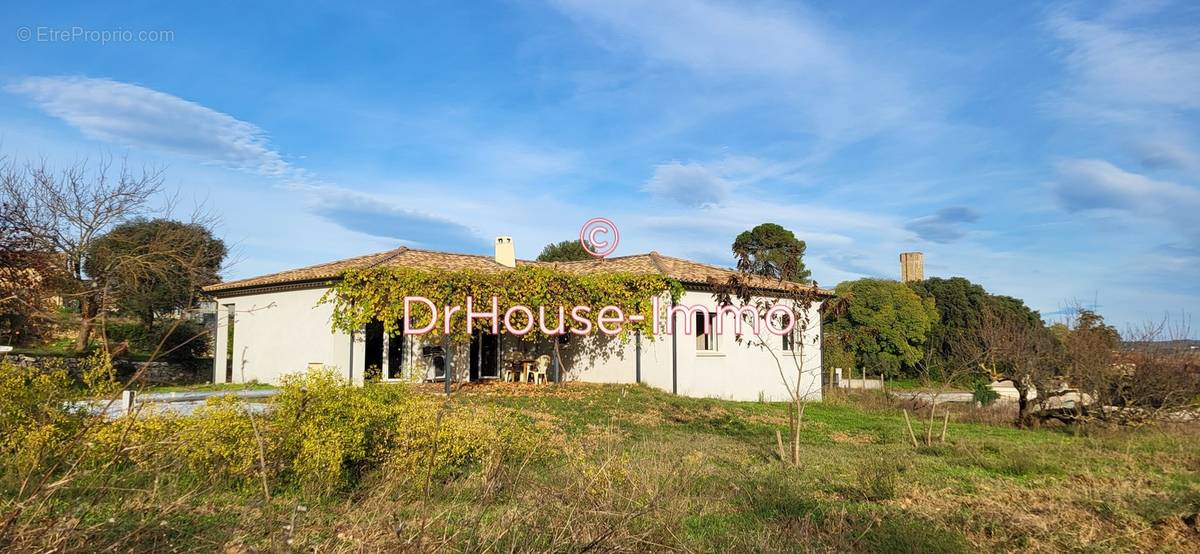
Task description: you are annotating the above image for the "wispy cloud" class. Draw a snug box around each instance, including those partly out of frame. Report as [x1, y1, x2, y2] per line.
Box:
[6, 76, 495, 252]
[1053, 159, 1200, 214]
[819, 252, 886, 278]
[7, 76, 299, 179]
[1045, 3, 1200, 171]
[643, 161, 734, 206]
[1052, 159, 1200, 250]
[548, 0, 927, 147]
[905, 207, 981, 244]
[1046, 5, 1200, 111]
[304, 186, 485, 252]
[551, 0, 843, 77]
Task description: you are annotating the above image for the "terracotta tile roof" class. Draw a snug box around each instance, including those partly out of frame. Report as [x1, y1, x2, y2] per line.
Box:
[543, 252, 832, 294]
[204, 247, 833, 296]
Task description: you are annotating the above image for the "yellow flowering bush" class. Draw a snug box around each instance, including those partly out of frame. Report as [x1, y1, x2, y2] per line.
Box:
[2, 362, 549, 499]
[387, 402, 543, 480]
[80, 349, 120, 396]
[178, 396, 263, 480]
[84, 412, 178, 468]
[0, 359, 79, 480]
[271, 369, 544, 493]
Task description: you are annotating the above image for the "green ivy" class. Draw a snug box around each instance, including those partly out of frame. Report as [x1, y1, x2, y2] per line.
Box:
[320, 265, 684, 342]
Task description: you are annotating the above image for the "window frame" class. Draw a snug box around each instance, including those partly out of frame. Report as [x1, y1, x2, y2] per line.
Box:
[695, 311, 719, 352]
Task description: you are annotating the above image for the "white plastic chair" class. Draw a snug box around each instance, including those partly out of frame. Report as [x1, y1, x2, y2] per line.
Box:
[531, 355, 551, 384]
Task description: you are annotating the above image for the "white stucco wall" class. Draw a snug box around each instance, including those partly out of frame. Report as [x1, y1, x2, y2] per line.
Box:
[212, 286, 824, 402]
[562, 291, 823, 402]
[212, 287, 354, 385]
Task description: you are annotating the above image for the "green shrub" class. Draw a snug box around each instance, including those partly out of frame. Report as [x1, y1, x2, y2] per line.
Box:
[104, 320, 148, 347]
[140, 319, 211, 360]
[106, 319, 210, 360]
[972, 381, 1000, 406]
[180, 396, 263, 481]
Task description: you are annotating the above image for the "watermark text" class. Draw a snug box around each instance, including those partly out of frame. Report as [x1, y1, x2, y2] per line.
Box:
[16, 26, 175, 44]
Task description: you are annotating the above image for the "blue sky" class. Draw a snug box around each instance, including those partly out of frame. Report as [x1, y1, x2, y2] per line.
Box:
[2, 0, 1198, 332]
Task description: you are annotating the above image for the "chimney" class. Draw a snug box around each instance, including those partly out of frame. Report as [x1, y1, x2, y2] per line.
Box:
[900, 252, 924, 283]
[494, 236, 515, 268]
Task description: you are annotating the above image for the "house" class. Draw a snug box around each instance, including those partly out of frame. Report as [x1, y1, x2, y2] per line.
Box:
[202, 238, 832, 402]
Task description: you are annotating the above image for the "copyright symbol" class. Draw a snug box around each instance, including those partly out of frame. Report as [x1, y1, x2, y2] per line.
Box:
[579, 217, 620, 258]
[16, 27, 32, 41]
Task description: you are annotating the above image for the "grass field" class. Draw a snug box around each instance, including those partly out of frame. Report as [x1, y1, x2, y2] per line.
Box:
[6, 382, 1199, 552]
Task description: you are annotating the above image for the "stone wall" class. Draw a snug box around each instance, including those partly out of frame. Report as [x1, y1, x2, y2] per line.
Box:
[6, 354, 211, 386]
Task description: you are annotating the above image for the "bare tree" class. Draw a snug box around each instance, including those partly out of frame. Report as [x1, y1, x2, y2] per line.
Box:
[711, 273, 824, 465]
[978, 308, 1064, 425]
[1, 156, 162, 350]
[1120, 314, 1199, 416]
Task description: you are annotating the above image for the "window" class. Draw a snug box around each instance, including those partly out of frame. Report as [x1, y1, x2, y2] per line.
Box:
[695, 311, 718, 352]
[782, 328, 797, 352]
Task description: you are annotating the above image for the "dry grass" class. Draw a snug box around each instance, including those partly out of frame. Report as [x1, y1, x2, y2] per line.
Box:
[2, 381, 1198, 552]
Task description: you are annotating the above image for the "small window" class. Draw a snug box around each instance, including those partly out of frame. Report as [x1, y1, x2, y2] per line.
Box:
[695, 311, 718, 351]
[782, 329, 796, 352]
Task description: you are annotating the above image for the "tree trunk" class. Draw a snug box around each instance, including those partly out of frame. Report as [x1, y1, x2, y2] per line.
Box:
[791, 401, 801, 465]
[75, 294, 97, 351]
[552, 340, 565, 383]
[926, 404, 936, 445]
[1016, 384, 1034, 426]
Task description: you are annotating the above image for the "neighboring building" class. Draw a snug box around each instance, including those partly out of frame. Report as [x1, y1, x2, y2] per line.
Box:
[202, 238, 832, 402]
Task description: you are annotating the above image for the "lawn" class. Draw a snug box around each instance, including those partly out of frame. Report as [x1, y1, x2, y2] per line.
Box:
[5, 382, 1198, 552]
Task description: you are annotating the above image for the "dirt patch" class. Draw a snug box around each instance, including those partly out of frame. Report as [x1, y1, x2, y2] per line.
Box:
[830, 431, 874, 445]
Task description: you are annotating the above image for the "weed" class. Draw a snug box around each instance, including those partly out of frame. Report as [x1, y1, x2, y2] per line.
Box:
[857, 456, 901, 501]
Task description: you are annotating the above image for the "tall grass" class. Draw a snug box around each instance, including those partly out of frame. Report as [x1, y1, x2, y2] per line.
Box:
[1, 362, 1198, 552]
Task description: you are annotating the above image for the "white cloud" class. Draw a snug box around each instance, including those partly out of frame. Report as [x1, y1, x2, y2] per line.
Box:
[300, 185, 485, 251]
[1045, 3, 1200, 172]
[1053, 159, 1200, 245]
[7, 76, 299, 179]
[551, 0, 843, 77]
[904, 207, 981, 244]
[1046, 7, 1200, 111]
[643, 161, 734, 206]
[548, 0, 925, 147]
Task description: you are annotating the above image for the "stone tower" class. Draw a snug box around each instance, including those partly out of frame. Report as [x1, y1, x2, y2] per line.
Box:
[900, 252, 924, 283]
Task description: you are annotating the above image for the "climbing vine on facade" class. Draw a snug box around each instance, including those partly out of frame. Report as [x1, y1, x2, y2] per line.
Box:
[321, 265, 683, 342]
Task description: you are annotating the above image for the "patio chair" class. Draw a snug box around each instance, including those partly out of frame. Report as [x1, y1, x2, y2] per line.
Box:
[503, 360, 523, 382]
[531, 355, 551, 384]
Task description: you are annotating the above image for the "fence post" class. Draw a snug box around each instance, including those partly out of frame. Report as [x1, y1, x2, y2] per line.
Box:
[122, 390, 136, 415]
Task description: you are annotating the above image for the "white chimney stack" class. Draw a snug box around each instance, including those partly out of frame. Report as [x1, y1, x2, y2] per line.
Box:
[494, 236, 515, 268]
